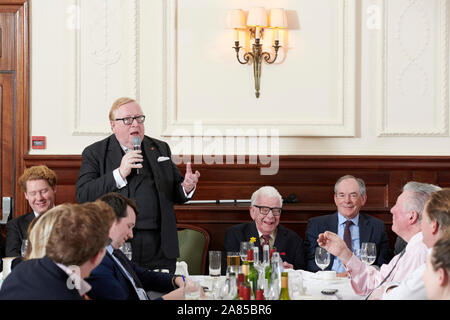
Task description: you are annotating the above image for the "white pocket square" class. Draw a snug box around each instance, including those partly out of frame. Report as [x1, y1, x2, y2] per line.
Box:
[157, 156, 170, 162]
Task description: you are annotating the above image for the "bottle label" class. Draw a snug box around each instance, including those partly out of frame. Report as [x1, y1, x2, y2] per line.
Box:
[242, 286, 251, 300]
[281, 276, 288, 288]
[242, 264, 249, 276]
[255, 289, 264, 300]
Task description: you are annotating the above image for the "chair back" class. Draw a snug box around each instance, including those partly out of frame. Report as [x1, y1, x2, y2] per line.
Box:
[177, 224, 210, 275]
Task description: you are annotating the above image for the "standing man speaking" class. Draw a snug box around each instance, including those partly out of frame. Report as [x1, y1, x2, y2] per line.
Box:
[76, 97, 200, 273]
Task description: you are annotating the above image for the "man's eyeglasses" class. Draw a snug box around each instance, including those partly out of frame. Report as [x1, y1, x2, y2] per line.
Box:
[253, 205, 282, 216]
[114, 115, 146, 125]
[336, 192, 360, 199]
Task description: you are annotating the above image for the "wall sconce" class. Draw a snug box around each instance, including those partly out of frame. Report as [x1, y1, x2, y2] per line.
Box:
[227, 7, 288, 98]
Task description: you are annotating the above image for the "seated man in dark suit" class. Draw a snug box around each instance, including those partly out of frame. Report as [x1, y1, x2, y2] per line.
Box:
[5, 165, 57, 257]
[86, 192, 185, 300]
[0, 202, 114, 300]
[305, 175, 392, 273]
[224, 186, 305, 270]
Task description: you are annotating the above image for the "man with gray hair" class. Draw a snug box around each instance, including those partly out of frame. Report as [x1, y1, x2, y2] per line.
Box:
[305, 175, 392, 273]
[318, 181, 441, 299]
[384, 187, 450, 299]
[223, 186, 305, 270]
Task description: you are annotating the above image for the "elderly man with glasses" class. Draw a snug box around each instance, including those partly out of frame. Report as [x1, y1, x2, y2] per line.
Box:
[223, 186, 306, 270]
[76, 97, 200, 274]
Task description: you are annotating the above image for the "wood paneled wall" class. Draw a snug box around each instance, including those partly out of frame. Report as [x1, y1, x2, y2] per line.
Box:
[0, 1, 29, 223]
[22, 155, 450, 251]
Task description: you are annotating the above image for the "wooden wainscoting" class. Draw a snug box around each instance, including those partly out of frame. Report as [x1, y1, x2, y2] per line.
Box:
[22, 154, 450, 252]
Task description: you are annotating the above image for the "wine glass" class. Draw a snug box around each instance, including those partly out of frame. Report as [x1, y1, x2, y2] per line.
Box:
[315, 247, 331, 271]
[360, 242, 377, 265]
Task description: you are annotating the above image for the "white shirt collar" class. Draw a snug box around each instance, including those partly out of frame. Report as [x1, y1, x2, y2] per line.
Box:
[405, 232, 423, 253]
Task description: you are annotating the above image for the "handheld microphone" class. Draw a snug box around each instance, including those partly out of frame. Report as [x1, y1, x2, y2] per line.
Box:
[132, 136, 141, 175]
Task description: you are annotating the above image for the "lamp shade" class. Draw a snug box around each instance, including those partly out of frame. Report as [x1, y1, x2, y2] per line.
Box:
[226, 9, 246, 29]
[247, 7, 267, 27]
[269, 8, 288, 28]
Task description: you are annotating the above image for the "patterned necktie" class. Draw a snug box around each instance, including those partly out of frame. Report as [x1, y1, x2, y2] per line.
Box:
[113, 249, 144, 289]
[261, 234, 270, 248]
[344, 220, 353, 251]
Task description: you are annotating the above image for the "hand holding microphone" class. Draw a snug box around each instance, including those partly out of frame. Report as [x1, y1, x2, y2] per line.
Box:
[133, 137, 142, 175]
[118, 137, 143, 179]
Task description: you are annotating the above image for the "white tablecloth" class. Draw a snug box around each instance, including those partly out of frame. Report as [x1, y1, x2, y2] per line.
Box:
[190, 269, 363, 300]
[296, 270, 363, 300]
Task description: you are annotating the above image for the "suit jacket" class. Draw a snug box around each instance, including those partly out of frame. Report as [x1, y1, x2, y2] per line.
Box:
[5, 212, 35, 257]
[304, 212, 393, 272]
[0, 256, 83, 300]
[223, 221, 306, 270]
[86, 249, 175, 300]
[75, 134, 187, 259]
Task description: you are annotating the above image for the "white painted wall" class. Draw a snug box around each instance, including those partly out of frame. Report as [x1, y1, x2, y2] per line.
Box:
[29, 0, 450, 156]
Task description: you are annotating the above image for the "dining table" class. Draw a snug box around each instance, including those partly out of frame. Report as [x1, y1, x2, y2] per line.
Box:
[189, 269, 364, 300]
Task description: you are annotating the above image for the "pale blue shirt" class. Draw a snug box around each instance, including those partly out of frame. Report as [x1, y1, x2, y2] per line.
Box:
[106, 245, 148, 300]
[331, 213, 360, 273]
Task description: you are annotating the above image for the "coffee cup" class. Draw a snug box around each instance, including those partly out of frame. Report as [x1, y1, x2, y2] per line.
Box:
[322, 270, 336, 280]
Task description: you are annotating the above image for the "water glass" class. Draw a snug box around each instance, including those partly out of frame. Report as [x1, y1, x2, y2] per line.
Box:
[240, 241, 251, 263]
[120, 242, 132, 260]
[288, 271, 304, 298]
[209, 250, 222, 277]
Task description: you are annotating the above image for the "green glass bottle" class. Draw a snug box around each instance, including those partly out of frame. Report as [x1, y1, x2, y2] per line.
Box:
[265, 248, 276, 286]
[278, 272, 290, 300]
[247, 249, 258, 297]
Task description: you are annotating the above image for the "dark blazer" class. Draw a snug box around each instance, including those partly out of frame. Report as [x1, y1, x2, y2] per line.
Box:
[86, 249, 176, 300]
[304, 212, 393, 272]
[5, 212, 35, 257]
[223, 221, 306, 270]
[75, 134, 187, 259]
[0, 256, 83, 300]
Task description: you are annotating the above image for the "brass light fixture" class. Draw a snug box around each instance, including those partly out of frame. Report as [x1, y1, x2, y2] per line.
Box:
[227, 8, 288, 98]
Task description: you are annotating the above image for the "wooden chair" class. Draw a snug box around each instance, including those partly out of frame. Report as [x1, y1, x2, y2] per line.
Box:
[177, 224, 210, 275]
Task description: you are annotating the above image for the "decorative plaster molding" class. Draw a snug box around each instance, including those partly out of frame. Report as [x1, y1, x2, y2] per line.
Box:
[72, 0, 140, 136]
[377, 0, 449, 137]
[161, 0, 357, 137]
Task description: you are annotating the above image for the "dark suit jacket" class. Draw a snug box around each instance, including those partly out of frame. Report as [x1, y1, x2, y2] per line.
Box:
[86, 249, 175, 300]
[5, 212, 35, 257]
[223, 221, 306, 270]
[75, 134, 187, 259]
[0, 256, 83, 300]
[304, 212, 393, 272]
